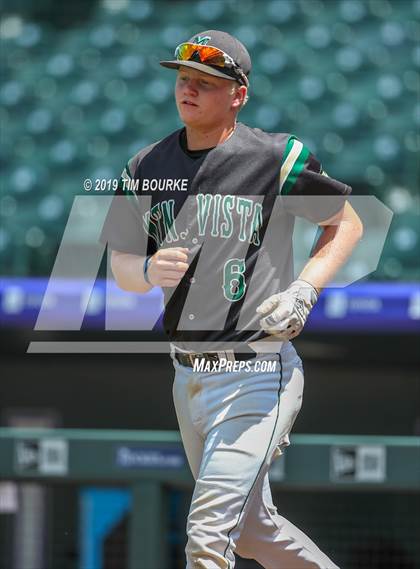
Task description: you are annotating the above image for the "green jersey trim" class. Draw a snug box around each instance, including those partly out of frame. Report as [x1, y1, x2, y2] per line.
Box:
[117, 161, 138, 199]
[279, 136, 310, 195]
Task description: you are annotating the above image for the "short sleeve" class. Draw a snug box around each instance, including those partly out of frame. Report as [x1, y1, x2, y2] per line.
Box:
[99, 160, 148, 256]
[279, 135, 352, 223]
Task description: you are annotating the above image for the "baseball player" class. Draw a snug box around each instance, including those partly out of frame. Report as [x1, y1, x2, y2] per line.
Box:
[101, 30, 363, 569]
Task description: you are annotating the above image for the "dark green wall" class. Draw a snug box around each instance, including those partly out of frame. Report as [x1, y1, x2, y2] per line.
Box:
[1, 334, 419, 435]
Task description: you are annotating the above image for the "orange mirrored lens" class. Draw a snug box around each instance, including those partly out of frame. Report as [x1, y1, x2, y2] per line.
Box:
[175, 43, 226, 67]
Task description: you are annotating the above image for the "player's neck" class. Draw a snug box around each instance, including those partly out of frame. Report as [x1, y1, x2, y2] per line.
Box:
[184, 121, 237, 151]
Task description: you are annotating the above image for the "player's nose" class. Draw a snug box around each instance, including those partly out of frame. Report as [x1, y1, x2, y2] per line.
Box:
[183, 78, 199, 96]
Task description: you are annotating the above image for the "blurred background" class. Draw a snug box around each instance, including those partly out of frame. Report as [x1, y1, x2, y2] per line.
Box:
[0, 0, 419, 568]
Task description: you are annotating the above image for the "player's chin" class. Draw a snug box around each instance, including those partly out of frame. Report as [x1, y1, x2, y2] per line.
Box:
[178, 105, 202, 122]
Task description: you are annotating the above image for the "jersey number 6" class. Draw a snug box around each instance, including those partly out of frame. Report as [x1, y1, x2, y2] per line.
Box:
[223, 258, 246, 302]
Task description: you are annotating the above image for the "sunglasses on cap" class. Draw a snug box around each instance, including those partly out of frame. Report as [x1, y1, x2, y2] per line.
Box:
[174, 42, 249, 87]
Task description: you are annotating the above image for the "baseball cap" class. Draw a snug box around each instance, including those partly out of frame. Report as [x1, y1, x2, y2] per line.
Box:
[160, 30, 251, 87]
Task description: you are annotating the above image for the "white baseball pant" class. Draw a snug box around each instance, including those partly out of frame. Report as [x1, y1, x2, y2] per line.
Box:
[171, 341, 340, 569]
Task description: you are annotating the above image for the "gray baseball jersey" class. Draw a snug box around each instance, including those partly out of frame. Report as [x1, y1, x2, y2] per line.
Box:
[100, 122, 351, 350]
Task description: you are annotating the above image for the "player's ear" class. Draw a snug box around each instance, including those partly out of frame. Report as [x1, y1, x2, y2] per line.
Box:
[231, 85, 248, 111]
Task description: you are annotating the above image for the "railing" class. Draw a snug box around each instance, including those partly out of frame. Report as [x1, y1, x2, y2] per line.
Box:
[1, 428, 419, 569]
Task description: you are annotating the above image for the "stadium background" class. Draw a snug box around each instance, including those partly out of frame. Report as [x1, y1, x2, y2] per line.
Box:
[0, 0, 419, 568]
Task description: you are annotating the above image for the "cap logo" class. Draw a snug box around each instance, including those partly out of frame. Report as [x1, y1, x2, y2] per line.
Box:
[194, 35, 211, 45]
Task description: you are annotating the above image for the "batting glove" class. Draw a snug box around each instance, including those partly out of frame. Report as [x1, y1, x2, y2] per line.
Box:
[256, 279, 319, 340]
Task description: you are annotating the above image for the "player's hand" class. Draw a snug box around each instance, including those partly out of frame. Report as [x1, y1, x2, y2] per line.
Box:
[256, 280, 319, 340]
[147, 247, 190, 287]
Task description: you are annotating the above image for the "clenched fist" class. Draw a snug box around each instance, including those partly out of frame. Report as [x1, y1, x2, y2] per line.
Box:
[256, 279, 319, 340]
[147, 247, 190, 287]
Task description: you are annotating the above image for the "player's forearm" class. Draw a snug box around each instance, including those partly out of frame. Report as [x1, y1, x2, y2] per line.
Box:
[298, 204, 363, 294]
[110, 252, 153, 294]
